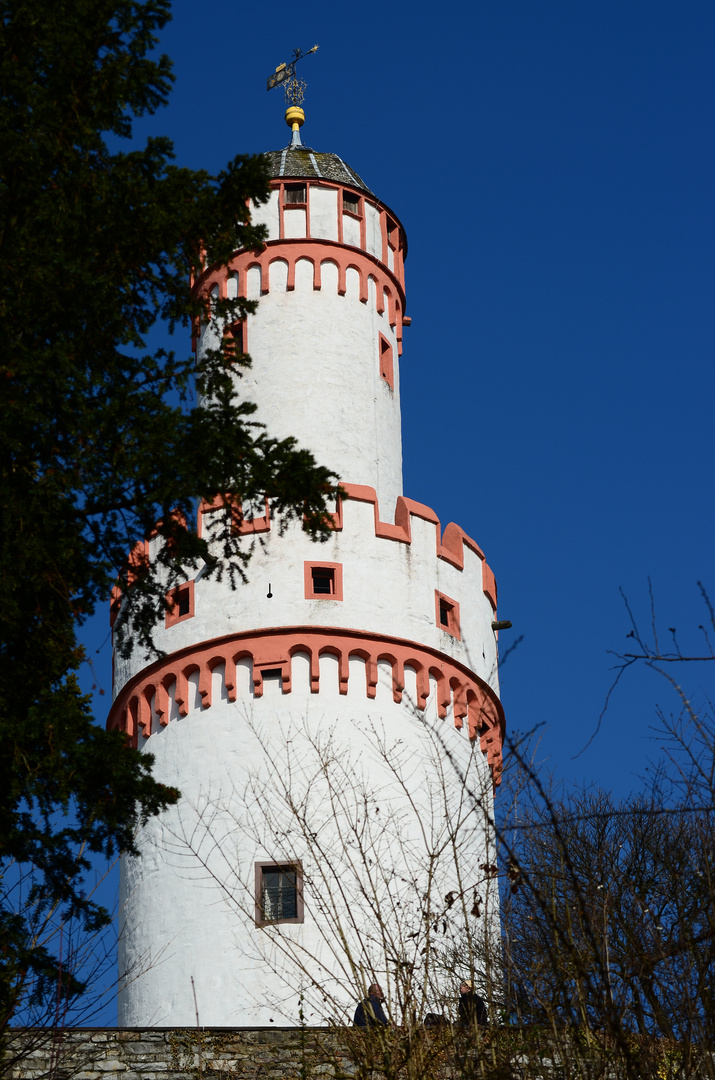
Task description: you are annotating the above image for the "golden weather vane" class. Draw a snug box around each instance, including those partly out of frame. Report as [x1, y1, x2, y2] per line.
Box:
[266, 45, 319, 108]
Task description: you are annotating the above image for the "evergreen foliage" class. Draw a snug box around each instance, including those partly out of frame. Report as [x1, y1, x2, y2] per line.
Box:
[0, 0, 336, 1028]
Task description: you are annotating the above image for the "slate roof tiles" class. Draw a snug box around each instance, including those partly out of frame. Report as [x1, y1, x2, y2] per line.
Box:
[263, 147, 373, 195]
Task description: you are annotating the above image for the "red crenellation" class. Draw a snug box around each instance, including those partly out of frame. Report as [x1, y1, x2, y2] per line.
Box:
[198, 484, 497, 612]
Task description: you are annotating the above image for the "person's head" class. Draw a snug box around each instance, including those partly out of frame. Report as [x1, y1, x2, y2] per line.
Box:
[460, 980, 472, 995]
[368, 983, 384, 1000]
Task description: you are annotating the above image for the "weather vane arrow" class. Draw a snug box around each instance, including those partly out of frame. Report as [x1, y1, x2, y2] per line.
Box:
[267, 46, 319, 147]
[267, 45, 319, 95]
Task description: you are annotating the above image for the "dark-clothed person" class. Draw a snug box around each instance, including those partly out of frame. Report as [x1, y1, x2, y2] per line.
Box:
[353, 983, 389, 1027]
[458, 981, 487, 1027]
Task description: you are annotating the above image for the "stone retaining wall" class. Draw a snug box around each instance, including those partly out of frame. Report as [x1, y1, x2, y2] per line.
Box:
[6, 1028, 354, 1080]
[8, 1025, 709, 1080]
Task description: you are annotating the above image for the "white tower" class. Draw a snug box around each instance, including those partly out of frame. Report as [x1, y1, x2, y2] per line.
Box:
[109, 106, 505, 1027]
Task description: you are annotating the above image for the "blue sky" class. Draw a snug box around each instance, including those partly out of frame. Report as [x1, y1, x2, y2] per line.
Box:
[83, 0, 714, 827]
[73, 0, 715, 1025]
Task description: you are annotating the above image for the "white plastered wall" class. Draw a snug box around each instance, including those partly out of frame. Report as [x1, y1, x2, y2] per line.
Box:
[342, 213, 360, 248]
[309, 186, 338, 241]
[117, 665, 497, 1027]
[223, 264, 403, 514]
[364, 202, 382, 259]
[249, 190, 279, 241]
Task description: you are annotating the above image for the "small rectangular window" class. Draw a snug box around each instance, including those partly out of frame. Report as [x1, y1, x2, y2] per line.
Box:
[435, 590, 461, 640]
[304, 561, 344, 601]
[255, 862, 303, 925]
[379, 334, 394, 389]
[285, 183, 306, 205]
[385, 217, 396, 248]
[225, 319, 245, 361]
[343, 192, 360, 216]
[165, 581, 194, 628]
[230, 320, 244, 354]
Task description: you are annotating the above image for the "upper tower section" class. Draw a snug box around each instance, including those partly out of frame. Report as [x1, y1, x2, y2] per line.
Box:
[253, 146, 406, 293]
[193, 108, 409, 515]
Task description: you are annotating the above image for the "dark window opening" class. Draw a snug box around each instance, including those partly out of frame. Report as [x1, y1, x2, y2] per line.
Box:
[165, 580, 194, 627]
[435, 590, 460, 639]
[379, 334, 394, 389]
[343, 192, 360, 215]
[230, 320, 244, 353]
[386, 218, 396, 247]
[262, 668, 282, 680]
[285, 183, 306, 205]
[312, 567, 335, 595]
[261, 866, 298, 921]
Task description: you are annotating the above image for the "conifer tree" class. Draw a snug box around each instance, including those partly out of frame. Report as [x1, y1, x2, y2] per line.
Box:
[0, 0, 335, 1027]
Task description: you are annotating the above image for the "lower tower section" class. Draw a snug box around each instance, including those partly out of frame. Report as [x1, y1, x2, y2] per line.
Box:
[110, 493, 504, 1026]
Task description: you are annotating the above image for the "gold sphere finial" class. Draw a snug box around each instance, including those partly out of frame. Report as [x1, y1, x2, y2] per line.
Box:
[285, 105, 305, 133]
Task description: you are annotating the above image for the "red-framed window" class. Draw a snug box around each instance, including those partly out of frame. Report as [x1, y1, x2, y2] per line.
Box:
[224, 317, 245, 360]
[379, 333, 394, 389]
[342, 190, 362, 218]
[283, 182, 307, 207]
[435, 590, 460, 640]
[165, 581, 194, 628]
[304, 562, 344, 600]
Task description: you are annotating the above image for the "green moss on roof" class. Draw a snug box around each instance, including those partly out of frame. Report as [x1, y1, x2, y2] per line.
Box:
[263, 148, 373, 194]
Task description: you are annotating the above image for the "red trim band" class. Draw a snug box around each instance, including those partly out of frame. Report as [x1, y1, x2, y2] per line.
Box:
[107, 626, 504, 788]
[194, 241, 406, 355]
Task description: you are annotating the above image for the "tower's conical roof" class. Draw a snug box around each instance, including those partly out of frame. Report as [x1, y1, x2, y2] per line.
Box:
[263, 147, 373, 195]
